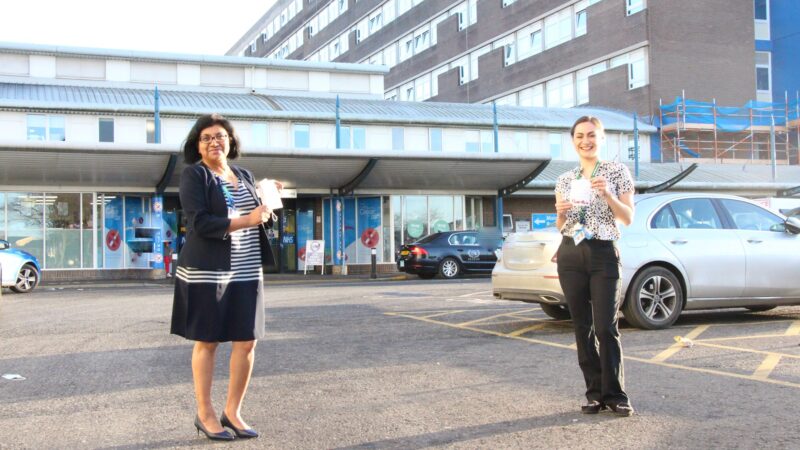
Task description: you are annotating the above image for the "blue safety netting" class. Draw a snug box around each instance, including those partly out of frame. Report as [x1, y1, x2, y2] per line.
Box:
[660, 96, 800, 132]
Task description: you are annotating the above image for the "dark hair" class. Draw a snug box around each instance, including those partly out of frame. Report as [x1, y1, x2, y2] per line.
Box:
[570, 116, 605, 137]
[182, 113, 241, 164]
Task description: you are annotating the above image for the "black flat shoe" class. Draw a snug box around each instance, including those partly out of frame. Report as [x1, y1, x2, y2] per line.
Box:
[221, 413, 259, 439]
[194, 415, 235, 441]
[608, 402, 635, 417]
[581, 400, 606, 414]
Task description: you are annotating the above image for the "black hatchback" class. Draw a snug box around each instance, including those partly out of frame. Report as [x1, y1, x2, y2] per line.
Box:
[396, 230, 503, 279]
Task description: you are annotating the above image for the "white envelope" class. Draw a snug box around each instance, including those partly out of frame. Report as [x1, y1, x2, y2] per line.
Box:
[256, 178, 283, 211]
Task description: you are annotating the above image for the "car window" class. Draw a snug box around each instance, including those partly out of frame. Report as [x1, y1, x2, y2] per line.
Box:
[416, 234, 439, 244]
[651, 206, 678, 229]
[462, 234, 478, 245]
[669, 198, 722, 230]
[720, 199, 784, 232]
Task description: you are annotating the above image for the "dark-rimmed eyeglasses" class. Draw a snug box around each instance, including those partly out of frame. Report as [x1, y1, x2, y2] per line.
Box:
[199, 133, 229, 144]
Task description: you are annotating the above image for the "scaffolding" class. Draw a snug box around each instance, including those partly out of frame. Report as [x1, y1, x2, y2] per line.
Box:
[659, 93, 800, 165]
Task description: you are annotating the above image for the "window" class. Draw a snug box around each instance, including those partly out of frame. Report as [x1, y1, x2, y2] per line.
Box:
[399, 34, 414, 62]
[431, 65, 448, 96]
[756, 66, 770, 91]
[546, 73, 574, 108]
[383, 0, 396, 24]
[575, 10, 587, 36]
[431, 14, 447, 44]
[544, 8, 572, 49]
[480, 130, 494, 153]
[368, 10, 383, 34]
[352, 127, 366, 150]
[468, 0, 478, 26]
[252, 123, 268, 147]
[383, 44, 398, 68]
[392, 127, 404, 150]
[549, 132, 562, 158]
[754, 0, 768, 20]
[429, 128, 443, 151]
[668, 198, 722, 230]
[513, 132, 528, 152]
[414, 74, 431, 100]
[385, 89, 399, 101]
[413, 27, 430, 54]
[465, 130, 480, 152]
[99, 118, 114, 143]
[627, 0, 645, 16]
[27, 114, 65, 141]
[651, 206, 678, 229]
[469, 46, 491, 81]
[355, 19, 368, 43]
[401, 82, 415, 101]
[294, 124, 310, 148]
[339, 126, 366, 149]
[721, 199, 784, 232]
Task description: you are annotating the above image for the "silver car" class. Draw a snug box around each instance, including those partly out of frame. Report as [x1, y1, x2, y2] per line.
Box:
[0, 239, 41, 293]
[492, 193, 800, 329]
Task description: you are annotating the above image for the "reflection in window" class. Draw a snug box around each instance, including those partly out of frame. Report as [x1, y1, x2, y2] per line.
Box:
[46, 193, 82, 269]
[549, 133, 562, 158]
[404, 196, 428, 243]
[6, 193, 44, 263]
[754, 0, 768, 20]
[27, 114, 65, 141]
[429, 196, 455, 233]
[721, 199, 783, 232]
[392, 127, 404, 150]
[670, 198, 722, 229]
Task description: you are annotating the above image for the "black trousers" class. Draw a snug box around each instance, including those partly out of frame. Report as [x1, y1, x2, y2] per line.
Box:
[556, 236, 628, 405]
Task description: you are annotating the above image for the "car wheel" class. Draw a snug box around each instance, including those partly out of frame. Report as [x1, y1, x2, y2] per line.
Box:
[11, 264, 39, 293]
[540, 303, 571, 320]
[417, 273, 436, 280]
[746, 306, 776, 313]
[623, 266, 683, 330]
[438, 257, 461, 279]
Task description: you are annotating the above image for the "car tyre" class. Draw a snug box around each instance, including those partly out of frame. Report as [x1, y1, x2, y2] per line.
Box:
[540, 303, 571, 320]
[11, 263, 39, 293]
[417, 273, 436, 280]
[623, 266, 683, 330]
[438, 257, 461, 279]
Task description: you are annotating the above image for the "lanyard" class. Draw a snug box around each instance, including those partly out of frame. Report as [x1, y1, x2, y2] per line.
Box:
[214, 175, 236, 210]
[576, 161, 600, 224]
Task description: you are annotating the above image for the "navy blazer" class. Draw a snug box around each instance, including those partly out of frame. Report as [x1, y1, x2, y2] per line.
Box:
[178, 163, 276, 271]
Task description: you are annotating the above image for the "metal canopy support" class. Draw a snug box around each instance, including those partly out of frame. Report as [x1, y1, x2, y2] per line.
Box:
[498, 160, 550, 197]
[640, 163, 698, 194]
[155, 153, 178, 194]
[337, 158, 378, 196]
[777, 185, 800, 198]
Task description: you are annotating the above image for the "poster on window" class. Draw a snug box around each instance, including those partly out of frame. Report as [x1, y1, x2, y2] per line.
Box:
[343, 198, 356, 264]
[296, 208, 314, 269]
[356, 197, 381, 263]
[103, 196, 124, 269]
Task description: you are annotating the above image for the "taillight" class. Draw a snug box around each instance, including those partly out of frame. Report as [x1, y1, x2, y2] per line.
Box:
[410, 246, 428, 257]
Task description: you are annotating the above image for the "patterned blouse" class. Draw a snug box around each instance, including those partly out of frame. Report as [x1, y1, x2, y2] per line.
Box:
[554, 161, 634, 241]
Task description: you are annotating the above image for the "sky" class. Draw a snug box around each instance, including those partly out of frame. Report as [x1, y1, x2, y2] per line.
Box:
[0, 1, 276, 56]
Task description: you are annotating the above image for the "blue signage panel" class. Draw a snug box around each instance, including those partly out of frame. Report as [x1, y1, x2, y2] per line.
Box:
[531, 213, 558, 230]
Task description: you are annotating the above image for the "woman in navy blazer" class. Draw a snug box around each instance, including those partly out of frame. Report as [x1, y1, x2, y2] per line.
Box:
[171, 114, 279, 440]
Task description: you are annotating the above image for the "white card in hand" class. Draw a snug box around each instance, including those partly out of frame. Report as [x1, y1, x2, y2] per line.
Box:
[256, 179, 283, 211]
[570, 179, 592, 206]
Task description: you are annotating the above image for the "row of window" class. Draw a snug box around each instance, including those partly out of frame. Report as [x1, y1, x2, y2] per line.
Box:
[380, 0, 597, 100]
[26, 115, 159, 144]
[248, 0, 304, 55]
[386, 42, 648, 106]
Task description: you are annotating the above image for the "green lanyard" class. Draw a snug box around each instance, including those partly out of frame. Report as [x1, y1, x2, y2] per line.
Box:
[576, 161, 600, 224]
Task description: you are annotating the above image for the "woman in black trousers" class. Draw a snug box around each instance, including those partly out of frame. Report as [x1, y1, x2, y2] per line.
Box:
[554, 116, 635, 416]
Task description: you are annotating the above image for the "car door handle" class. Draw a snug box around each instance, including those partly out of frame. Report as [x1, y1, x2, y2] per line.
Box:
[670, 239, 688, 245]
[457, 249, 464, 252]
[747, 239, 763, 244]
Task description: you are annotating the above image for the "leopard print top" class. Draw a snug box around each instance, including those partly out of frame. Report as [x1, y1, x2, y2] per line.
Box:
[554, 161, 634, 241]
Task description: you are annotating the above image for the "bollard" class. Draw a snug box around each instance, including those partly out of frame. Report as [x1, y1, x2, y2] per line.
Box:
[370, 247, 377, 279]
[171, 253, 178, 279]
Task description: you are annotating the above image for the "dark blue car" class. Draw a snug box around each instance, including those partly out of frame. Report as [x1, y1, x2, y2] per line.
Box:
[396, 230, 503, 279]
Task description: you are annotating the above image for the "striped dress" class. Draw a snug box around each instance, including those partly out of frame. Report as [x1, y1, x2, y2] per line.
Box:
[173, 177, 265, 342]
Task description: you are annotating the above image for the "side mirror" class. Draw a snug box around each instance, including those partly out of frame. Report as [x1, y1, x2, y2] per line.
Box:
[785, 216, 800, 235]
[0, 239, 9, 250]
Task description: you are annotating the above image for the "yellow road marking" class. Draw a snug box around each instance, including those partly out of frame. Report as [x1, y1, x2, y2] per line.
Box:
[691, 341, 800, 360]
[651, 325, 710, 362]
[456, 308, 540, 326]
[694, 333, 793, 343]
[506, 323, 549, 337]
[421, 311, 466, 319]
[385, 313, 800, 390]
[785, 321, 800, 336]
[753, 353, 783, 380]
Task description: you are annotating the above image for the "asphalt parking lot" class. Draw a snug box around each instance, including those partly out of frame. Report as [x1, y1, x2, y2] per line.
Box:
[1, 278, 799, 449]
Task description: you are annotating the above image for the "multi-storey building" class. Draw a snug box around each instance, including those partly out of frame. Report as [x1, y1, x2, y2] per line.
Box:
[231, 0, 795, 121]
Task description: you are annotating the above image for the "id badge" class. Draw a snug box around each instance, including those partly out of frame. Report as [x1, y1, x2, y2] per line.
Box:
[572, 224, 586, 245]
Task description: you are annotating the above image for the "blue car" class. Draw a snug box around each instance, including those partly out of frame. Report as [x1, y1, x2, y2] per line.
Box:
[0, 240, 41, 293]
